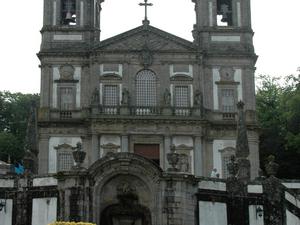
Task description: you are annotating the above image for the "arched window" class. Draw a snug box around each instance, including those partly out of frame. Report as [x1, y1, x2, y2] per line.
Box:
[135, 70, 157, 107]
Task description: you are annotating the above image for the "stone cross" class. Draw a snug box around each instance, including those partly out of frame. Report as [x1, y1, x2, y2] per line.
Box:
[139, 0, 153, 21]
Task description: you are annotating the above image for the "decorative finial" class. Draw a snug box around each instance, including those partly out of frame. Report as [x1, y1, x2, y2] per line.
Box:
[237, 100, 245, 110]
[139, 0, 153, 25]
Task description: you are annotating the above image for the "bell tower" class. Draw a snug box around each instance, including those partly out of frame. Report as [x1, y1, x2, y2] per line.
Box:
[41, 0, 103, 50]
[192, 0, 254, 52]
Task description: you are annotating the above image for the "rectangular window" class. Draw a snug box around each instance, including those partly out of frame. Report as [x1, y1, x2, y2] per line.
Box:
[221, 89, 235, 112]
[103, 85, 119, 106]
[174, 86, 189, 107]
[58, 152, 73, 171]
[134, 144, 160, 166]
[60, 87, 75, 110]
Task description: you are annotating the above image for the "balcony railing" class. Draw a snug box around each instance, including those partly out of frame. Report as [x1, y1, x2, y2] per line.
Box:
[39, 106, 256, 123]
[173, 107, 192, 116]
[130, 106, 161, 116]
[60, 111, 73, 119]
[99, 106, 119, 115]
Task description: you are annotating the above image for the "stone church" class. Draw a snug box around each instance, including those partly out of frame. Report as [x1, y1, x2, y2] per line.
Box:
[0, 0, 300, 225]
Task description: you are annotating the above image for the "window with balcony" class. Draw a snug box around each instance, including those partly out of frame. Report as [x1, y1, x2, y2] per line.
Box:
[102, 85, 119, 114]
[59, 86, 75, 110]
[174, 86, 189, 107]
[103, 85, 119, 106]
[136, 70, 157, 107]
[221, 88, 235, 112]
[174, 86, 191, 116]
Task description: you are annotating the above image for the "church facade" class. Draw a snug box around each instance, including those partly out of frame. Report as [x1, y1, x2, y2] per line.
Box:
[2, 1, 300, 225]
[38, 0, 259, 179]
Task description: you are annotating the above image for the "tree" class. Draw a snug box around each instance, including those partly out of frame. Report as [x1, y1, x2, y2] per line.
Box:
[0, 91, 39, 162]
[256, 74, 300, 179]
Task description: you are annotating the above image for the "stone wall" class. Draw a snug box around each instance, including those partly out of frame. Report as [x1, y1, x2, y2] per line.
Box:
[0, 167, 299, 225]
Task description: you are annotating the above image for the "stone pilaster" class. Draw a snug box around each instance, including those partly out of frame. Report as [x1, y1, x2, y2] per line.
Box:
[121, 135, 129, 152]
[194, 136, 203, 176]
[91, 133, 99, 163]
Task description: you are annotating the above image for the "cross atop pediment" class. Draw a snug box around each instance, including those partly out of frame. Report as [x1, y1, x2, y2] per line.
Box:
[139, 0, 153, 24]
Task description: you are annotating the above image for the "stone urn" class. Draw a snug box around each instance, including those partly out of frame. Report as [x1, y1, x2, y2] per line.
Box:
[72, 142, 86, 170]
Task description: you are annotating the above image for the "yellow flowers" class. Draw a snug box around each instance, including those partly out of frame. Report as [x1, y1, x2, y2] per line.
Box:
[48, 222, 96, 225]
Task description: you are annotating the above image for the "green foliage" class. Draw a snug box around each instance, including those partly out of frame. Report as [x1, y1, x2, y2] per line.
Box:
[256, 74, 300, 178]
[0, 91, 39, 162]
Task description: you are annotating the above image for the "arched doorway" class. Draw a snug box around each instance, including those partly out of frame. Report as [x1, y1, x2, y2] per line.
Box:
[89, 153, 162, 225]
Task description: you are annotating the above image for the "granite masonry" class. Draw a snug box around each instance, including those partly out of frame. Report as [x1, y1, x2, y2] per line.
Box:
[0, 0, 299, 225]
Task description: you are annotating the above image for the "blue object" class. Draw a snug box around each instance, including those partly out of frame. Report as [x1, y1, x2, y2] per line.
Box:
[15, 163, 24, 174]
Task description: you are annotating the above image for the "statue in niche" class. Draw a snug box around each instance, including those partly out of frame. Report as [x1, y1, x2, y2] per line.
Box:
[194, 89, 203, 107]
[91, 87, 100, 105]
[164, 88, 171, 106]
[121, 88, 130, 106]
[179, 154, 189, 173]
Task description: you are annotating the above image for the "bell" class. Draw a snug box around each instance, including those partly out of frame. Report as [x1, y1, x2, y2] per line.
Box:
[65, 11, 72, 20]
[64, 0, 76, 24]
[65, 11, 76, 24]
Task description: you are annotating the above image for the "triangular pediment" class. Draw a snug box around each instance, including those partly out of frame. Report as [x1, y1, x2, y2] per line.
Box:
[96, 25, 196, 52]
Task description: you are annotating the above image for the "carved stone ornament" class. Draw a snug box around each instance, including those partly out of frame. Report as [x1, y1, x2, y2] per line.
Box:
[194, 89, 203, 107]
[54, 143, 72, 150]
[220, 67, 234, 81]
[121, 88, 130, 106]
[178, 154, 189, 173]
[101, 143, 120, 156]
[59, 65, 75, 80]
[91, 87, 100, 105]
[163, 88, 171, 106]
[116, 182, 138, 204]
[139, 46, 153, 68]
[167, 145, 179, 171]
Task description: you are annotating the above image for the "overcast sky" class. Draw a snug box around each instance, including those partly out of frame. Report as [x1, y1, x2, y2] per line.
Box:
[0, 0, 299, 94]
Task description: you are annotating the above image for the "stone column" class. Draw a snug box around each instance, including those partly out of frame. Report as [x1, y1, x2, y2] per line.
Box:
[164, 136, 171, 170]
[194, 136, 203, 176]
[91, 133, 99, 163]
[121, 135, 129, 152]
